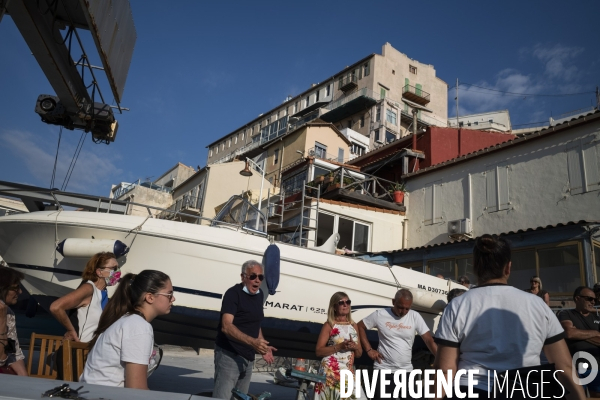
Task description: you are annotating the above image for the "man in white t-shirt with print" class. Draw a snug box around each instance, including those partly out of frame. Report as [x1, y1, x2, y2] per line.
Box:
[357, 289, 437, 399]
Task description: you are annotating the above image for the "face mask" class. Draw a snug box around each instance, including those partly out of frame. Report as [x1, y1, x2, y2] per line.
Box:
[104, 269, 121, 286]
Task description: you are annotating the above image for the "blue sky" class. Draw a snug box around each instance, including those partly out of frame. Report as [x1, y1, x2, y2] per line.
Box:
[1, 0, 599, 196]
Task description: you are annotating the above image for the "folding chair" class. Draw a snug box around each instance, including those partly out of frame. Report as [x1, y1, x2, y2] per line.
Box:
[26, 333, 63, 379]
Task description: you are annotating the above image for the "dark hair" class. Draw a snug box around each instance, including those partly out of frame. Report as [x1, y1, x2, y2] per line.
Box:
[81, 252, 117, 282]
[90, 270, 170, 348]
[0, 267, 24, 302]
[447, 288, 467, 302]
[458, 275, 470, 284]
[473, 234, 511, 283]
[573, 286, 592, 301]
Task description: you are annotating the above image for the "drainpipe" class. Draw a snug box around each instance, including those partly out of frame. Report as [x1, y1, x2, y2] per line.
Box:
[402, 218, 409, 249]
[412, 108, 419, 171]
[278, 140, 285, 188]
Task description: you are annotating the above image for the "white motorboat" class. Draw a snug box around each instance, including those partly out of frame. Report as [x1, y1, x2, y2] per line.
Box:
[0, 185, 461, 359]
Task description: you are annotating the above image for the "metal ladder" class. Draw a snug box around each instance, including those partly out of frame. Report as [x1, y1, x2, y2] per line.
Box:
[298, 180, 320, 248]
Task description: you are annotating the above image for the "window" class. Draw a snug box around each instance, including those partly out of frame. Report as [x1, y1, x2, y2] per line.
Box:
[326, 84, 331, 97]
[317, 212, 370, 252]
[486, 164, 510, 212]
[364, 61, 370, 77]
[234, 136, 238, 145]
[209, 149, 213, 157]
[305, 96, 310, 108]
[282, 170, 308, 195]
[376, 106, 381, 122]
[294, 102, 298, 113]
[316, 91, 319, 102]
[347, 120, 352, 129]
[315, 142, 327, 158]
[350, 143, 366, 156]
[215, 146, 219, 154]
[242, 131, 245, 141]
[409, 65, 417, 74]
[338, 148, 344, 163]
[380, 88, 386, 99]
[567, 137, 600, 194]
[508, 243, 583, 294]
[424, 180, 443, 225]
[360, 116, 365, 128]
[427, 257, 475, 282]
[228, 139, 231, 148]
[385, 130, 396, 143]
[386, 109, 397, 125]
[392, 69, 395, 75]
[221, 143, 225, 150]
[274, 149, 279, 165]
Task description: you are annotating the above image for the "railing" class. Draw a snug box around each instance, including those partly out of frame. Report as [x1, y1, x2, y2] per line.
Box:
[306, 166, 402, 204]
[112, 180, 172, 199]
[338, 74, 358, 91]
[306, 147, 347, 163]
[402, 84, 430, 102]
[550, 106, 597, 126]
[325, 87, 382, 113]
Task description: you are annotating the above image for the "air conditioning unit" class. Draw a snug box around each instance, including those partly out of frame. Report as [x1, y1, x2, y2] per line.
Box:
[448, 218, 472, 239]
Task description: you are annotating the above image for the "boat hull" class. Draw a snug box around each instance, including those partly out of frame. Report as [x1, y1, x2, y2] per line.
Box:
[0, 211, 455, 359]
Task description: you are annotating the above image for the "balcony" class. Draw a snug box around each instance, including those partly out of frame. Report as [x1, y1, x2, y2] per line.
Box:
[307, 166, 405, 211]
[112, 179, 172, 199]
[402, 84, 430, 105]
[320, 88, 381, 123]
[338, 74, 358, 92]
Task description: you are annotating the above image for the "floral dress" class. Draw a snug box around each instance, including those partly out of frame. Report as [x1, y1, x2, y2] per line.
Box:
[314, 323, 358, 400]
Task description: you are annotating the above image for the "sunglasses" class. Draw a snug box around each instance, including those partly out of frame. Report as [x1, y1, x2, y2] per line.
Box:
[337, 300, 351, 306]
[578, 295, 596, 303]
[7, 285, 20, 292]
[244, 273, 264, 281]
[155, 293, 175, 301]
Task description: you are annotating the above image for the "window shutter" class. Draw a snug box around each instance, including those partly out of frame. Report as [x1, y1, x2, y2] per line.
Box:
[404, 78, 409, 91]
[498, 165, 510, 210]
[583, 138, 600, 192]
[433, 182, 443, 223]
[365, 61, 370, 77]
[338, 148, 344, 163]
[567, 140, 584, 195]
[415, 83, 422, 96]
[424, 185, 433, 225]
[486, 168, 498, 212]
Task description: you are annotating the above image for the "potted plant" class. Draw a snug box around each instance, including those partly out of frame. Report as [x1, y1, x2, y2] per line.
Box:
[327, 171, 335, 184]
[389, 182, 406, 204]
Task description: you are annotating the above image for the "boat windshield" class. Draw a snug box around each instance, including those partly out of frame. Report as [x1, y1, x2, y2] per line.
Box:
[212, 195, 266, 233]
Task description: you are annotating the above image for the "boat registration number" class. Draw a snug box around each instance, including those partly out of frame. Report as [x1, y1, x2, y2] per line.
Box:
[417, 284, 448, 295]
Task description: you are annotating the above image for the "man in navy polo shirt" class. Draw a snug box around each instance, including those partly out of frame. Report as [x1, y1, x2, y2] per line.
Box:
[213, 260, 276, 399]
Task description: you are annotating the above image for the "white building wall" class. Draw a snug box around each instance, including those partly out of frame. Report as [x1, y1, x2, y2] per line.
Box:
[314, 201, 405, 253]
[404, 115, 600, 248]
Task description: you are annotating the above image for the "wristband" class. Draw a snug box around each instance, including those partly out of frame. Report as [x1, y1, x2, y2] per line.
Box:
[366, 348, 373, 353]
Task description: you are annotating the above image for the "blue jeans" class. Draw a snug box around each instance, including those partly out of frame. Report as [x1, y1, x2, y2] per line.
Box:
[213, 345, 254, 400]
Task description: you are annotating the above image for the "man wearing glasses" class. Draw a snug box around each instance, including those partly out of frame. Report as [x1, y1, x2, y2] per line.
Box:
[558, 286, 600, 397]
[213, 260, 276, 399]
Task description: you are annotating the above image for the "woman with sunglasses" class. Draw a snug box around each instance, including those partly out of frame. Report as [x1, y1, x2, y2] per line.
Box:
[525, 275, 550, 306]
[50, 252, 120, 342]
[0, 267, 27, 375]
[314, 292, 362, 400]
[81, 270, 175, 388]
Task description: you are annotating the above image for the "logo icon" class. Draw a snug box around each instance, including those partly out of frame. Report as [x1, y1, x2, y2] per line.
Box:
[572, 351, 598, 386]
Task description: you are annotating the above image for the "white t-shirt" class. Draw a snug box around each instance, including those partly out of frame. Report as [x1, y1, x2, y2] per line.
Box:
[81, 314, 154, 387]
[362, 308, 430, 370]
[434, 284, 564, 390]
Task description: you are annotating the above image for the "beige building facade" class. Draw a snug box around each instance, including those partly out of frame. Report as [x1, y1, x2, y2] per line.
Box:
[206, 43, 448, 168]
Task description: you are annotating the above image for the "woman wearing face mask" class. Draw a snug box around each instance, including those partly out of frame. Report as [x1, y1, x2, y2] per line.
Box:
[81, 270, 175, 388]
[50, 252, 120, 342]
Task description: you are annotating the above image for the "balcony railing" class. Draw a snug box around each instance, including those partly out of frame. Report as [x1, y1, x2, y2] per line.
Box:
[306, 147, 347, 163]
[402, 84, 431, 105]
[325, 88, 381, 113]
[307, 166, 403, 206]
[338, 74, 358, 92]
[112, 179, 172, 199]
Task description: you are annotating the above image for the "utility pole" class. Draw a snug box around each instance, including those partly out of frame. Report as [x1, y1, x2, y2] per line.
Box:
[456, 78, 460, 127]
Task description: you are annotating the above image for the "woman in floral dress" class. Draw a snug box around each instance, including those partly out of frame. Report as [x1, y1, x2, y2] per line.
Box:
[314, 292, 362, 400]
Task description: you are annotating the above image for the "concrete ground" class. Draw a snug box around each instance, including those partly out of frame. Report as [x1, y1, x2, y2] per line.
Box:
[148, 346, 307, 399]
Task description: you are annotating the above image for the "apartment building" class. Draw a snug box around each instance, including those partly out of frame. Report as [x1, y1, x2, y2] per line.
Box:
[206, 43, 448, 169]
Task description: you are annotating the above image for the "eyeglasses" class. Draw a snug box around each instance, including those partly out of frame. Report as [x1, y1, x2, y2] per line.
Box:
[155, 293, 175, 301]
[337, 300, 351, 306]
[530, 281, 539, 284]
[244, 273, 264, 281]
[578, 295, 596, 303]
[7, 285, 20, 292]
